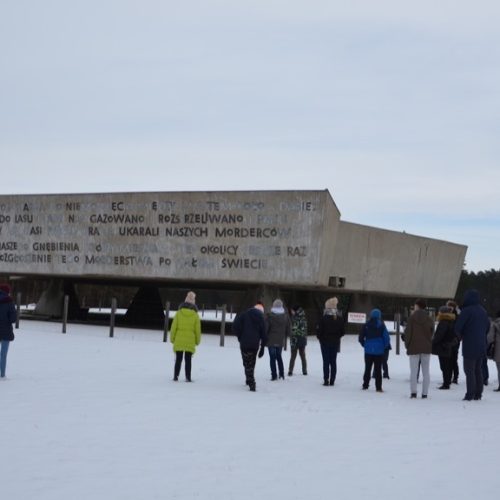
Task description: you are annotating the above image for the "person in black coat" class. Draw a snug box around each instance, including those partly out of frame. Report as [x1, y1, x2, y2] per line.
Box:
[447, 300, 461, 384]
[0, 284, 17, 379]
[232, 302, 267, 392]
[316, 297, 345, 386]
[432, 305, 457, 389]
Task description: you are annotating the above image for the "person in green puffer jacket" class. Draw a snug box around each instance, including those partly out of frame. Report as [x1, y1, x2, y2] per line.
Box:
[170, 291, 201, 382]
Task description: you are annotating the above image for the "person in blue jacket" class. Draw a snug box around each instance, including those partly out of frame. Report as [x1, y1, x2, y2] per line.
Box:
[0, 284, 17, 379]
[455, 289, 490, 401]
[359, 309, 390, 392]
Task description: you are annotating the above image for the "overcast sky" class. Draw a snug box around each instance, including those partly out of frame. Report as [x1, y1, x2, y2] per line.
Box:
[1, 1, 499, 272]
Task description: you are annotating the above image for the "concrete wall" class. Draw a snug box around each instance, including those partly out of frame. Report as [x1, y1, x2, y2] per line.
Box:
[330, 221, 467, 298]
[0, 190, 337, 287]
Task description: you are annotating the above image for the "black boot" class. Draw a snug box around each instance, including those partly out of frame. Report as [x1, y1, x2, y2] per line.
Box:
[495, 385, 500, 392]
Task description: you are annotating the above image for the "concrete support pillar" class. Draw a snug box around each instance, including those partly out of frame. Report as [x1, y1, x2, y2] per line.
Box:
[34, 279, 65, 317]
[241, 285, 282, 312]
[34, 279, 81, 318]
[349, 293, 375, 316]
[124, 286, 165, 328]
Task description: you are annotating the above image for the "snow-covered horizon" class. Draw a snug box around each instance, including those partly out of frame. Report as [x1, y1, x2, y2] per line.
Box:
[3, 320, 499, 499]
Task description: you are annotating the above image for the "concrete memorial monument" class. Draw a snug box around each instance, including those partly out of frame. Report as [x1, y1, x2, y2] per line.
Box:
[0, 189, 467, 321]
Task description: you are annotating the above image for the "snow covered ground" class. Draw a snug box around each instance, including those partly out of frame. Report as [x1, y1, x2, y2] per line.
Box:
[3, 320, 499, 500]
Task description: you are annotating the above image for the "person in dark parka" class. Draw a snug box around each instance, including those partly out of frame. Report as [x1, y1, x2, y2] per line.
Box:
[232, 302, 267, 392]
[447, 300, 461, 384]
[432, 305, 457, 389]
[455, 289, 490, 401]
[316, 297, 345, 386]
[0, 284, 17, 379]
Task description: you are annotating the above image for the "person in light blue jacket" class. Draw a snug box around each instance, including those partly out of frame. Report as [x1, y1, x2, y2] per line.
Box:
[359, 309, 390, 392]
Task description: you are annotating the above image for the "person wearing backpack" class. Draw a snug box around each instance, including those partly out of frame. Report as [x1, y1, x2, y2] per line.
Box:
[487, 311, 500, 392]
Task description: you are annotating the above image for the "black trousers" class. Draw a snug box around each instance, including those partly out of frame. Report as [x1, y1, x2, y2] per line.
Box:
[463, 357, 483, 399]
[289, 347, 307, 374]
[174, 351, 192, 380]
[372, 349, 389, 378]
[451, 345, 460, 382]
[438, 356, 453, 387]
[364, 354, 383, 390]
[241, 348, 258, 389]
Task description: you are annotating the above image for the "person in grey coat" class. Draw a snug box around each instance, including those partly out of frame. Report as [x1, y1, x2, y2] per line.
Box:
[487, 311, 500, 392]
[266, 299, 291, 380]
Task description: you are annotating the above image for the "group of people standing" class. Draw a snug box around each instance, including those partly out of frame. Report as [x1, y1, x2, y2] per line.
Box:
[230, 288, 499, 399]
[231, 299, 308, 391]
[2, 282, 498, 402]
[402, 289, 495, 401]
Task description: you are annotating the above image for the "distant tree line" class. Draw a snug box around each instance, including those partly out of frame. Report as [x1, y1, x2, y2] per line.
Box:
[456, 268, 500, 316]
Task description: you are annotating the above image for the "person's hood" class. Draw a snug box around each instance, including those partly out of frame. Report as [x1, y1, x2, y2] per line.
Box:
[412, 308, 431, 325]
[271, 306, 285, 314]
[179, 302, 198, 312]
[437, 312, 456, 322]
[324, 308, 338, 316]
[178, 303, 198, 314]
[294, 308, 305, 318]
[462, 289, 481, 308]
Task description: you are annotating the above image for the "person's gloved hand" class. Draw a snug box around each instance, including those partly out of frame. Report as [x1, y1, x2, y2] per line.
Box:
[258, 346, 265, 358]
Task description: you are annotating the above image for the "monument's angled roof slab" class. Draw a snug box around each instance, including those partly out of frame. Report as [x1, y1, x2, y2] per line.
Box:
[0, 190, 465, 297]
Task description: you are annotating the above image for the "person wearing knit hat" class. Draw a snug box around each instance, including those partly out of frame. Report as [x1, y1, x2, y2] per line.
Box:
[358, 309, 390, 392]
[446, 300, 461, 384]
[0, 284, 17, 379]
[324, 297, 338, 312]
[432, 305, 457, 389]
[184, 291, 196, 305]
[266, 298, 291, 380]
[316, 297, 345, 386]
[170, 291, 201, 382]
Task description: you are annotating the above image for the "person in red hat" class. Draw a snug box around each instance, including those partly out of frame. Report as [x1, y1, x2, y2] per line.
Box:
[0, 284, 17, 379]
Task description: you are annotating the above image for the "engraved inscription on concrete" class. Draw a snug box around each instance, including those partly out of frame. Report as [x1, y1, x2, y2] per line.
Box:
[0, 191, 340, 286]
